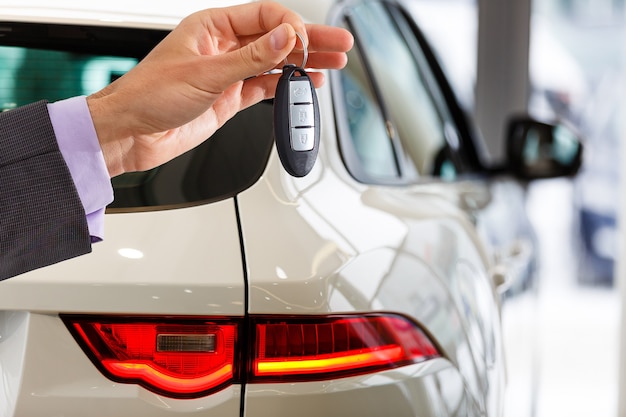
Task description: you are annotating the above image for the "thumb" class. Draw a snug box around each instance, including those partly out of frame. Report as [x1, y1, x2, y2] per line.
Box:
[208, 23, 297, 89]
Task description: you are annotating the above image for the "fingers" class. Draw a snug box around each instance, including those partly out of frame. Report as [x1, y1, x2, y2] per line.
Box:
[236, 24, 353, 68]
[199, 23, 298, 92]
[306, 24, 354, 53]
[203, 1, 308, 45]
[196, 26, 350, 93]
[182, 2, 352, 93]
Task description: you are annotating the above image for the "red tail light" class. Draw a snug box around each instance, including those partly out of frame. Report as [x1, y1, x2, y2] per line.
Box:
[64, 317, 239, 398]
[62, 313, 440, 399]
[250, 314, 440, 382]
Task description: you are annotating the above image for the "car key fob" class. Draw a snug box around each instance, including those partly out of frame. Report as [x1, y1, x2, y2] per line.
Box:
[273, 64, 320, 177]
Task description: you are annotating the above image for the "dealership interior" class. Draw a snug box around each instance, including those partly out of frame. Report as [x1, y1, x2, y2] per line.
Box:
[0, 0, 623, 415]
[411, 0, 623, 415]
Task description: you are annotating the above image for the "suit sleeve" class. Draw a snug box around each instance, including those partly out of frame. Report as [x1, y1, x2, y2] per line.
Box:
[0, 100, 91, 281]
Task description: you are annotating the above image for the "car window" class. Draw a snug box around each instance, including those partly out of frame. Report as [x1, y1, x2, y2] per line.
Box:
[336, 1, 463, 183]
[0, 47, 136, 109]
[0, 23, 274, 211]
[339, 49, 400, 179]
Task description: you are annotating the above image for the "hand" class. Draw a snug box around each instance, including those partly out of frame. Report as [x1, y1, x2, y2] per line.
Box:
[87, 1, 353, 177]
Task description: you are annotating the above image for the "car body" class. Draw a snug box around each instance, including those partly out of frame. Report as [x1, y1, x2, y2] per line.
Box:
[0, 0, 581, 416]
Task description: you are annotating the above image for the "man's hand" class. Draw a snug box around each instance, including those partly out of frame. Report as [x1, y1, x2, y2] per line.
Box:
[87, 1, 353, 177]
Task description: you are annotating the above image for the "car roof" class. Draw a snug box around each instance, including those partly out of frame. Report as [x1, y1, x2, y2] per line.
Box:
[0, 0, 249, 28]
[0, 0, 336, 29]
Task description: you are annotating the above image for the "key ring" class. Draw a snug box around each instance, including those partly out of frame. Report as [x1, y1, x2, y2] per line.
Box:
[284, 32, 308, 69]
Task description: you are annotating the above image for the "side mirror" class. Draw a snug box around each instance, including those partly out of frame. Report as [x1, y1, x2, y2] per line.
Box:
[506, 116, 583, 180]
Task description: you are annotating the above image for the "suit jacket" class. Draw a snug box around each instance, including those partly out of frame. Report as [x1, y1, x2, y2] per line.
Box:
[0, 101, 91, 281]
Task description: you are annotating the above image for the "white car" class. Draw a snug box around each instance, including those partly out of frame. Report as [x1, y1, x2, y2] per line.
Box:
[0, 1, 581, 416]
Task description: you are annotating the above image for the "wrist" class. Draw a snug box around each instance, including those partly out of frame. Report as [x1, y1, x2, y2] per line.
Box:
[86, 93, 129, 178]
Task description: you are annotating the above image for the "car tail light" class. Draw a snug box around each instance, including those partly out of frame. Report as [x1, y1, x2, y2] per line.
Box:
[62, 313, 440, 398]
[250, 314, 440, 382]
[63, 317, 239, 398]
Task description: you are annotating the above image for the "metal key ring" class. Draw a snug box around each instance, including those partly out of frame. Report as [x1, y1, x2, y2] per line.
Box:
[284, 32, 308, 69]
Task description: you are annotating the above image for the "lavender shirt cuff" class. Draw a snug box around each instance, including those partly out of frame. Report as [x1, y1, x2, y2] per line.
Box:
[47, 96, 113, 242]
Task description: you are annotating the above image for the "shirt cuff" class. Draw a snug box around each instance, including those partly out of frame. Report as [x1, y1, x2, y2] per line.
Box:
[48, 96, 113, 242]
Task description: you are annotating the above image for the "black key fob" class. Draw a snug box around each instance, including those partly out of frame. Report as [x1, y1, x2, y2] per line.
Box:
[273, 65, 320, 177]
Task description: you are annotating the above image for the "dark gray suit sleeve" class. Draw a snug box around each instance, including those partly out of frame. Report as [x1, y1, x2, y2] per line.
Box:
[0, 100, 91, 281]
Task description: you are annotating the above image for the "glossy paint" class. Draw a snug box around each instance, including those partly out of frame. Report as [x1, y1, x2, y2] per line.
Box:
[238, 85, 505, 416]
[0, 201, 246, 416]
[0, 201, 245, 316]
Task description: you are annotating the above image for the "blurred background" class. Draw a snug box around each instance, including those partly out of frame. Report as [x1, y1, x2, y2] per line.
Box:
[407, 0, 623, 415]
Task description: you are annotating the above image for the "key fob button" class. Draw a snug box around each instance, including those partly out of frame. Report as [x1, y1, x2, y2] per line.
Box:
[289, 80, 313, 104]
[291, 127, 315, 151]
[290, 104, 314, 128]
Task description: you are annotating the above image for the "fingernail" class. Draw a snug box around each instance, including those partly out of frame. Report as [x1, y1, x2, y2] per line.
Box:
[270, 25, 289, 51]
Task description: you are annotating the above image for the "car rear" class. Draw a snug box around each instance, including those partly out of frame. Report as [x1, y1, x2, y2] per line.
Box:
[0, 4, 250, 415]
